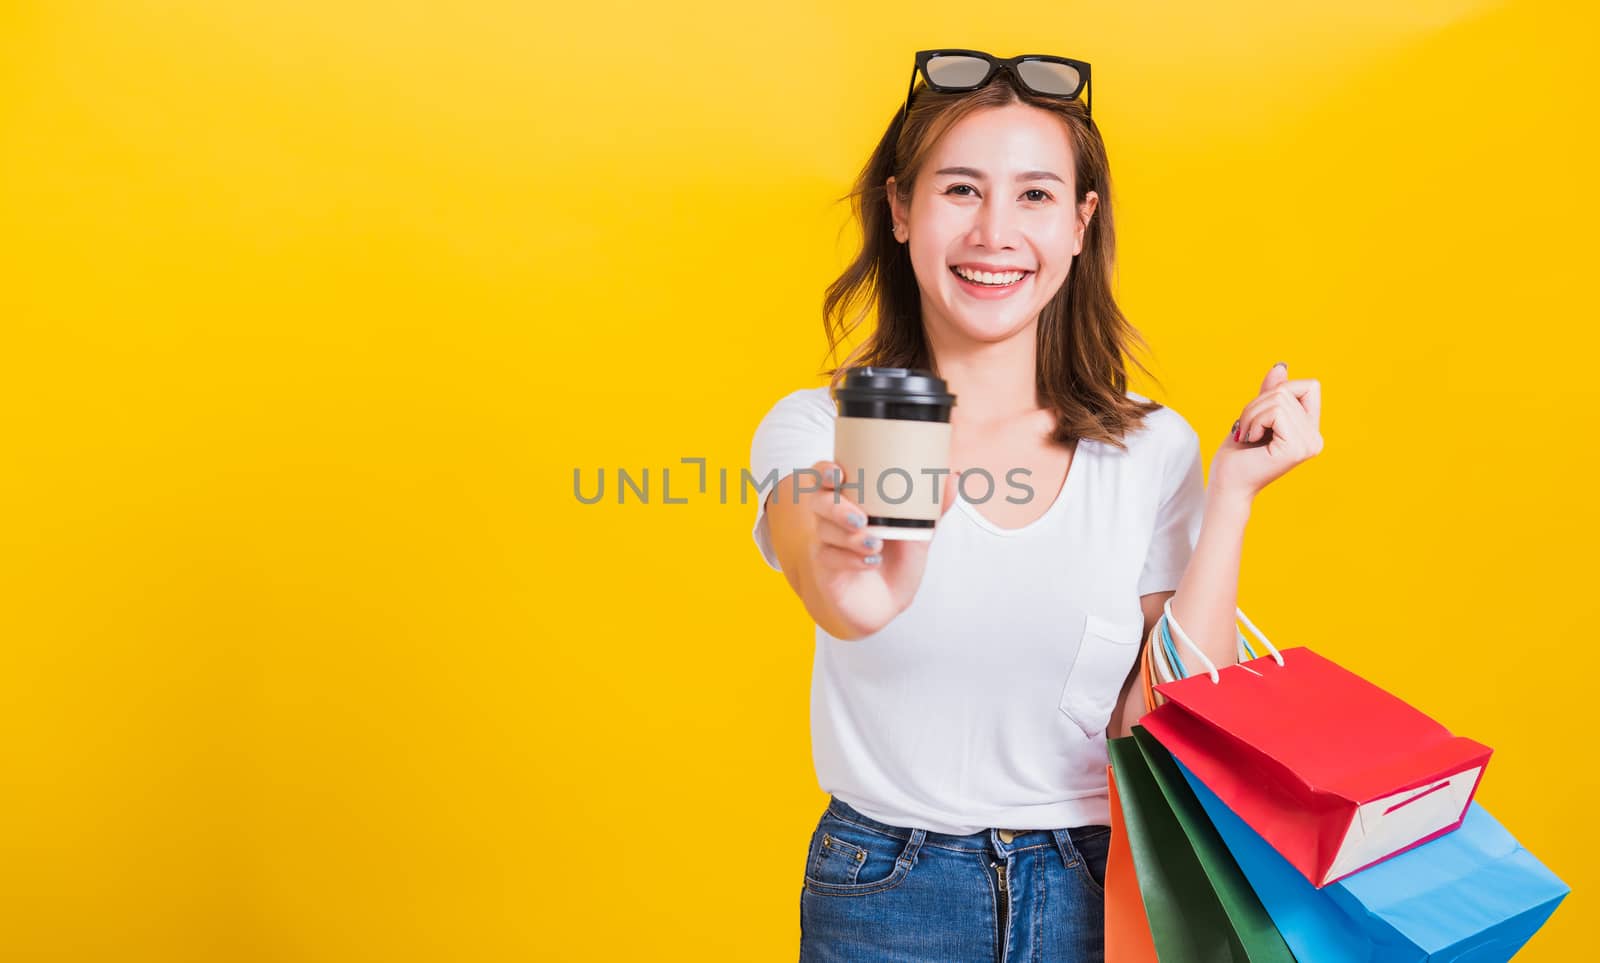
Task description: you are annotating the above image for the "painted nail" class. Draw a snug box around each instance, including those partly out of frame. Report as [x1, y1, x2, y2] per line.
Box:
[1273, 361, 1288, 373]
[864, 554, 881, 566]
[864, 535, 882, 550]
[847, 513, 865, 529]
[828, 467, 842, 485]
[1231, 419, 1240, 441]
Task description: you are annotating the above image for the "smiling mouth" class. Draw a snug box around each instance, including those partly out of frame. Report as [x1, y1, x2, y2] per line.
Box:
[949, 265, 1032, 288]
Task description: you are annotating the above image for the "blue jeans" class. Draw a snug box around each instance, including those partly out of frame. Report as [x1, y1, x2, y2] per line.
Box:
[799, 796, 1111, 962]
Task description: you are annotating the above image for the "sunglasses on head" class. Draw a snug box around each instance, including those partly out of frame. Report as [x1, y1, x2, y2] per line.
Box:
[901, 49, 1092, 126]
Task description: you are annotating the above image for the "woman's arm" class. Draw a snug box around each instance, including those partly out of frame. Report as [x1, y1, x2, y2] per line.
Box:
[1108, 362, 1324, 735]
[765, 470, 864, 640]
[1106, 490, 1247, 739]
[1165, 487, 1253, 671]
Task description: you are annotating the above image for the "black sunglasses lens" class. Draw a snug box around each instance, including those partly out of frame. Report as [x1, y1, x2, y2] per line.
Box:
[1015, 60, 1082, 97]
[925, 55, 991, 89]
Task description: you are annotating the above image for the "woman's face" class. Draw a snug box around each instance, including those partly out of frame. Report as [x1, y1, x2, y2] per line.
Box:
[888, 103, 1098, 346]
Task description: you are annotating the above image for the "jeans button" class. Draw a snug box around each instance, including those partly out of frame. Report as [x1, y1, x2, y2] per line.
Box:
[998, 829, 1016, 843]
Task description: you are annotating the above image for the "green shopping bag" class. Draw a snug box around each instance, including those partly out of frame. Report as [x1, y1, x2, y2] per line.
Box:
[1106, 727, 1296, 962]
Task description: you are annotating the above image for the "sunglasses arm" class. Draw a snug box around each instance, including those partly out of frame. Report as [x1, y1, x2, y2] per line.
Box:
[901, 66, 919, 126]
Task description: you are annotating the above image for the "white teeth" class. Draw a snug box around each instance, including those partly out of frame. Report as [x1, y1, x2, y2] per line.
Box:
[954, 266, 1026, 285]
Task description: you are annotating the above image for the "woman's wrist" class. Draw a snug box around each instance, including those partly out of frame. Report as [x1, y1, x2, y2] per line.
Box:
[1203, 485, 1253, 527]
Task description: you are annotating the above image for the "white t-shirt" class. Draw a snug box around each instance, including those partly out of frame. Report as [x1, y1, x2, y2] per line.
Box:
[748, 386, 1205, 834]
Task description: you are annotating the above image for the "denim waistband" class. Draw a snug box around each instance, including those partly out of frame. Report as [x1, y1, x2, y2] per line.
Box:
[824, 795, 1108, 862]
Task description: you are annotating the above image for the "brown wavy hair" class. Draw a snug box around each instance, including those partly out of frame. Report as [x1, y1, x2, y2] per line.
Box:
[820, 70, 1165, 450]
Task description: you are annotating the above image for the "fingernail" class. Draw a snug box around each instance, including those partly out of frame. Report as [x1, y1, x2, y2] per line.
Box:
[1232, 420, 1240, 442]
[864, 554, 881, 566]
[1273, 361, 1288, 372]
[864, 535, 882, 550]
[847, 513, 865, 529]
[828, 467, 842, 484]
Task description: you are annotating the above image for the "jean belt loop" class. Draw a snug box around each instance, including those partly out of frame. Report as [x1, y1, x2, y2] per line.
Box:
[1051, 827, 1080, 869]
[898, 828, 928, 868]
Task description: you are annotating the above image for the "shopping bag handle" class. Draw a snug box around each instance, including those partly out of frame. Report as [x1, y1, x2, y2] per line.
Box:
[1234, 608, 1283, 666]
[1160, 599, 1285, 686]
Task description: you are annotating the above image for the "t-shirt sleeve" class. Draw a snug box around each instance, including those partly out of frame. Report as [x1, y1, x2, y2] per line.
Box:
[748, 388, 835, 572]
[1136, 412, 1205, 596]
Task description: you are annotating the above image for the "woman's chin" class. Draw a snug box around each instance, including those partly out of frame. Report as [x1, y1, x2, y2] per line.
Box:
[945, 311, 1037, 344]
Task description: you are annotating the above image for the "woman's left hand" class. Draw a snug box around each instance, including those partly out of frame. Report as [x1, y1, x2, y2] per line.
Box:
[1208, 362, 1324, 503]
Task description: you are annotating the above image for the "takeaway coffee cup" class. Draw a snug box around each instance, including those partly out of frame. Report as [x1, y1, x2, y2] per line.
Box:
[830, 366, 958, 541]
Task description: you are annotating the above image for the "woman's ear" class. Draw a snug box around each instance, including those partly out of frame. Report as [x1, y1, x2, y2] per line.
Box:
[1072, 190, 1100, 256]
[886, 176, 906, 236]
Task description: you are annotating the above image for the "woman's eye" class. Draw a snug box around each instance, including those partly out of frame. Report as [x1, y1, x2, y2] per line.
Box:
[943, 184, 1050, 202]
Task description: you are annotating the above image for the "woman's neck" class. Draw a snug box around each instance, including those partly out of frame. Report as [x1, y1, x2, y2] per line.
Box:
[927, 320, 1041, 429]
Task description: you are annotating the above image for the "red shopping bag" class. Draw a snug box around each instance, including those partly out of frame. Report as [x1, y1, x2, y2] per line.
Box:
[1139, 600, 1492, 889]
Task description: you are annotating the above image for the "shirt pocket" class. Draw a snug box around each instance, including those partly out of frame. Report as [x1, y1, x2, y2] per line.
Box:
[1058, 612, 1146, 738]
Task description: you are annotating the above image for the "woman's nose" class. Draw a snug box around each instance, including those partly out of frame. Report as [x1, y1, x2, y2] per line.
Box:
[968, 199, 1018, 250]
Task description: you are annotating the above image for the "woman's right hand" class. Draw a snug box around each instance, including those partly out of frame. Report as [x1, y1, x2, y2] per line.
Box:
[802, 460, 959, 639]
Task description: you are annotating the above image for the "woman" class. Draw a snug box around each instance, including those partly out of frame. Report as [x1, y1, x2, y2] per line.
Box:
[749, 50, 1323, 962]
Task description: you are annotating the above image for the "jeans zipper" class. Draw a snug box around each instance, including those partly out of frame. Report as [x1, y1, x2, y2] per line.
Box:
[990, 859, 1009, 961]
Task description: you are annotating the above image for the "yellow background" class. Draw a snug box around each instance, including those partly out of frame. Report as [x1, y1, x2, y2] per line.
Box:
[2, 0, 1594, 958]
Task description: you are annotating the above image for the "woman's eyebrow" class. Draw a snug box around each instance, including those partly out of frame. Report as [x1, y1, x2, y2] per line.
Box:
[934, 166, 1065, 184]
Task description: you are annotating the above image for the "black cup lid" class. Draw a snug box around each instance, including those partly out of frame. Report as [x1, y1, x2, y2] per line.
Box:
[831, 366, 956, 407]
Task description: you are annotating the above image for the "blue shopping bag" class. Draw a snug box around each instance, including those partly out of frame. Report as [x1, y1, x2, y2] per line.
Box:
[1172, 757, 1568, 962]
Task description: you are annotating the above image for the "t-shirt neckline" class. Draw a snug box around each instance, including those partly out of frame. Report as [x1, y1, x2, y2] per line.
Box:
[954, 438, 1087, 537]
